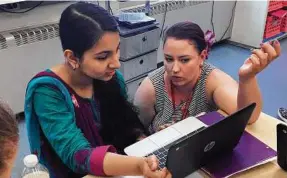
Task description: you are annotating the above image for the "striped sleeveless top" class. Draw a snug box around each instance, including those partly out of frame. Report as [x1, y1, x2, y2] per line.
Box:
[148, 62, 218, 133]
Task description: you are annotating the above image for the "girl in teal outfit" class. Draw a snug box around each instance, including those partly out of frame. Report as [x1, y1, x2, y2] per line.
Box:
[24, 2, 171, 178]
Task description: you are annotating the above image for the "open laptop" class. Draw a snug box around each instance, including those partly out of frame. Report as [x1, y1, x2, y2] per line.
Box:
[124, 103, 256, 178]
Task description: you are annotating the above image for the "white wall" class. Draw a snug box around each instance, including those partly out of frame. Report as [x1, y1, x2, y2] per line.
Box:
[148, 1, 236, 63]
[0, 2, 72, 32]
[0, 1, 236, 63]
[230, 1, 269, 47]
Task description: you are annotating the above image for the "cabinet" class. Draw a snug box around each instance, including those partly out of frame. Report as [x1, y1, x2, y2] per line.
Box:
[118, 22, 160, 99]
[120, 50, 157, 81]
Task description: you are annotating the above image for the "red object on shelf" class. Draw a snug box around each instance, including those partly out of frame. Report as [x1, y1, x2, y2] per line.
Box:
[280, 10, 287, 32]
[283, 1, 287, 7]
[264, 9, 286, 38]
[268, 0, 282, 12]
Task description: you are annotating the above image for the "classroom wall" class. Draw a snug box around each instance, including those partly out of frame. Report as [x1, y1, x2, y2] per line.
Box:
[0, 1, 236, 176]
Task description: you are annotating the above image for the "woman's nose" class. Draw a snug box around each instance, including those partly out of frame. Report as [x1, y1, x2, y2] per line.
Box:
[109, 56, 121, 69]
[172, 61, 180, 73]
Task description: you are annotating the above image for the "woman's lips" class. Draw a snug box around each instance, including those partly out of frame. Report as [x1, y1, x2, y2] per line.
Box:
[171, 76, 184, 82]
[106, 71, 115, 76]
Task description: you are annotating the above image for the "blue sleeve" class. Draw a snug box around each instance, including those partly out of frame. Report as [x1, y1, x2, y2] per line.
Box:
[33, 86, 115, 176]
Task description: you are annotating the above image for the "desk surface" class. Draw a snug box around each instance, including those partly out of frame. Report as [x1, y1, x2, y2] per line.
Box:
[85, 112, 287, 178]
[227, 112, 286, 178]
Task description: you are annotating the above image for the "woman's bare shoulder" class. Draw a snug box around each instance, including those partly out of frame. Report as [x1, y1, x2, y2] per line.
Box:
[134, 77, 156, 107]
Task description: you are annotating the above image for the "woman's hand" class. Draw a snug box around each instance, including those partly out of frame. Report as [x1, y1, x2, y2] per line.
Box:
[139, 155, 172, 178]
[238, 40, 281, 82]
[157, 122, 175, 132]
[157, 112, 207, 132]
[137, 134, 147, 141]
[145, 155, 172, 178]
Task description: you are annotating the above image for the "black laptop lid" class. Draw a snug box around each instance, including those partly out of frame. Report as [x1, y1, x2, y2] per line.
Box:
[166, 103, 256, 178]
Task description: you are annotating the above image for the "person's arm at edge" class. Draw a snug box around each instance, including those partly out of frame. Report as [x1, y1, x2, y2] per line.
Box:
[208, 69, 262, 124]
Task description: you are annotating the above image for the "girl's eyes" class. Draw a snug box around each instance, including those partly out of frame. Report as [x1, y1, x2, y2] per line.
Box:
[164, 57, 191, 63]
[180, 58, 190, 63]
[96, 55, 109, 60]
[96, 52, 110, 60]
[165, 57, 173, 62]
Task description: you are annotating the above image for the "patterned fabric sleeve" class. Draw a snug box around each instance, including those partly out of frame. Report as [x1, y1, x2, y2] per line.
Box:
[74, 146, 116, 175]
[33, 86, 116, 176]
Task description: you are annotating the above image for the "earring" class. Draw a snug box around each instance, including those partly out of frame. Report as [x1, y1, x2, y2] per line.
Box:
[72, 65, 77, 70]
[72, 63, 79, 70]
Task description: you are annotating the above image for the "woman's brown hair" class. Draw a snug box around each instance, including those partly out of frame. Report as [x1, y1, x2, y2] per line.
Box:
[0, 99, 19, 172]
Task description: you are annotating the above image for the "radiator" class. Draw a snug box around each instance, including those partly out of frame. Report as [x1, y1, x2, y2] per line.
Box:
[0, 23, 63, 113]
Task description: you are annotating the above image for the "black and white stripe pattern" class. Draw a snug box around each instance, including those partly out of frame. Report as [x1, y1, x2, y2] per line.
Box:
[148, 62, 218, 133]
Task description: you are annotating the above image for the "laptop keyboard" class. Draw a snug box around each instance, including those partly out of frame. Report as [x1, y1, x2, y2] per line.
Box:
[146, 126, 206, 169]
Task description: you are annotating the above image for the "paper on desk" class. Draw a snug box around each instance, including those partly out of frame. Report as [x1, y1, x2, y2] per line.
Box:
[202, 157, 277, 178]
[118, 12, 146, 22]
[118, 12, 155, 23]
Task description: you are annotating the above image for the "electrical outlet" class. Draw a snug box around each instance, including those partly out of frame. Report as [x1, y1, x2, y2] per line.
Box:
[0, 1, 66, 13]
[0, 2, 20, 10]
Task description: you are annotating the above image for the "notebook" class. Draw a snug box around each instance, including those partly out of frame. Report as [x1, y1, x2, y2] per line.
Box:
[198, 111, 277, 178]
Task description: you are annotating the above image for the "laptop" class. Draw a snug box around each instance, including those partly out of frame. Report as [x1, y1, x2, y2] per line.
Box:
[124, 103, 256, 178]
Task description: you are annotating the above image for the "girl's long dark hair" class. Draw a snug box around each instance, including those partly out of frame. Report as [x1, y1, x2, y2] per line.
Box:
[59, 2, 146, 153]
[94, 77, 147, 153]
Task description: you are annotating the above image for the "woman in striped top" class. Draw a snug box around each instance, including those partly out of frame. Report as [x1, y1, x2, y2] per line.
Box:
[134, 21, 281, 133]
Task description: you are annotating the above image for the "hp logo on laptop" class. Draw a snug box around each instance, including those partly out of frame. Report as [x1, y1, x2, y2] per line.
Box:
[204, 141, 215, 152]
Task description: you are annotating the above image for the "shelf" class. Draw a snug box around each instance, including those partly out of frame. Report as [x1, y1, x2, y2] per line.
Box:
[263, 32, 287, 43]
